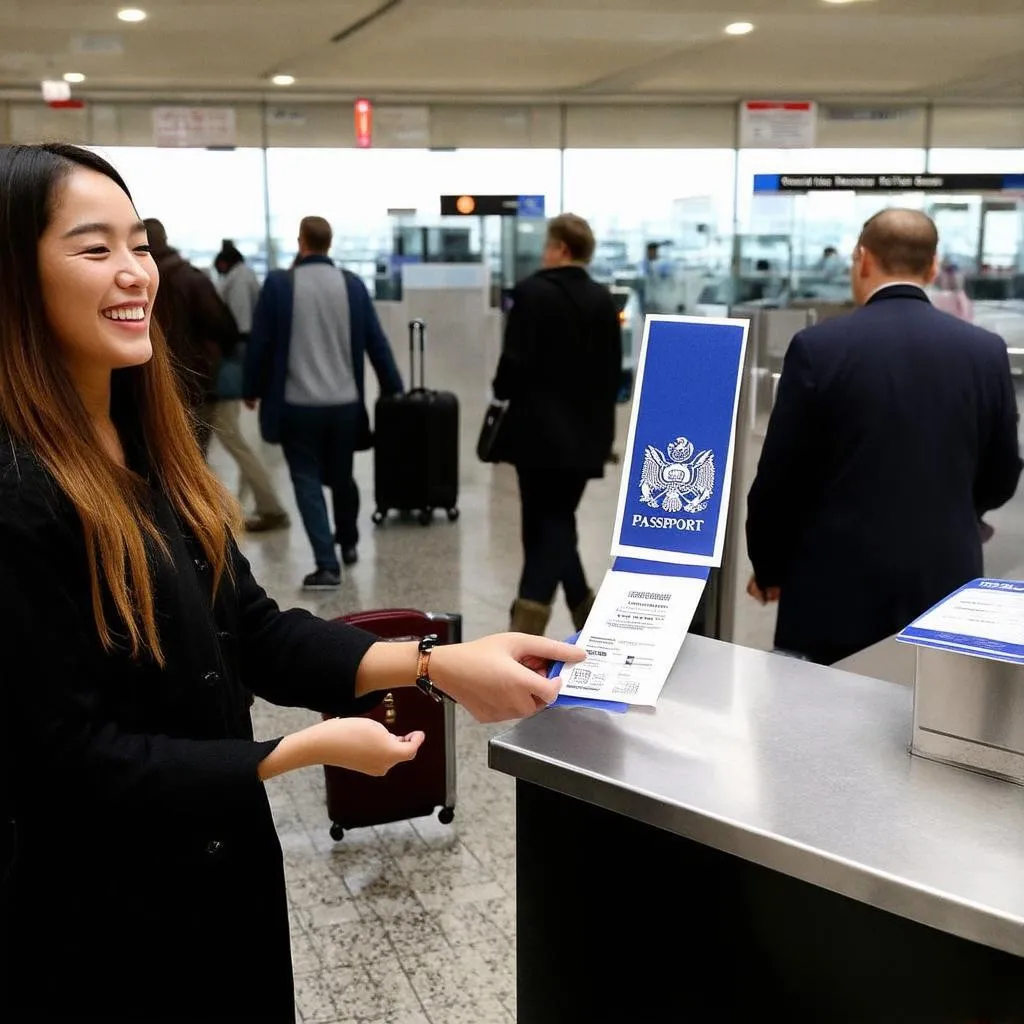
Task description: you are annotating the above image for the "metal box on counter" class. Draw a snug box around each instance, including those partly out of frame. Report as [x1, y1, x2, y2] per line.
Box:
[912, 646, 1024, 785]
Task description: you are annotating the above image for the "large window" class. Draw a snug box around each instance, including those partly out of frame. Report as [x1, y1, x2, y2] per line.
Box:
[737, 148, 929, 271]
[562, 149, 736, 272]
[264, 148, 562, 273]
[85, 143, 1022, 289]
[90, 146, 268, 273]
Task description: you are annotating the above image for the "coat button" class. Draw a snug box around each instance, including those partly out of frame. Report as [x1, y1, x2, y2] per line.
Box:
[216, 631, 232, 642]
[194, 558, 209, 573]
[202, 670, 221, 687]
[205, 840, 224, 855]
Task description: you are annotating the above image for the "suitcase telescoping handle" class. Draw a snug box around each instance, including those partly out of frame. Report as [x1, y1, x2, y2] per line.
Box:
[408, 319, 426, 390]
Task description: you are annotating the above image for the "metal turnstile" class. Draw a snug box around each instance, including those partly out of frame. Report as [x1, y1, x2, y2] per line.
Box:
[690, 307, 814, 644]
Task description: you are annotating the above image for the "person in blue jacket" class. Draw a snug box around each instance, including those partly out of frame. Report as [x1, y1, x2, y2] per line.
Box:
[245, 217, 403, 589]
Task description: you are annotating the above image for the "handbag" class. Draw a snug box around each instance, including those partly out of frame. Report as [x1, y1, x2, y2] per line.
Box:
[476, 399, 511, 464]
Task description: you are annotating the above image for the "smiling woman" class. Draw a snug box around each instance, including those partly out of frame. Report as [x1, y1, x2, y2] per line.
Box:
[0, 144, 580, 1023]
[0, 143, 233, 664]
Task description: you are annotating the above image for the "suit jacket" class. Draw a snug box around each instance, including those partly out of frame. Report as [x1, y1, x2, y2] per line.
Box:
[244, 256, 404, 445]
[492, 265, 622, 477]
[746, 284, 1022, 664]
[0, 443, 381, 1021]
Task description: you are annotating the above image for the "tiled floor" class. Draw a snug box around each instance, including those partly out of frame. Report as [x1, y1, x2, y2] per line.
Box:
[213, 360, 1024, 1024]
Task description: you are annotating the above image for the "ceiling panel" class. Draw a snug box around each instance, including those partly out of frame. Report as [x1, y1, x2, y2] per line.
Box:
[633, 15, 1024, 97]
[0, 0, 1022, 99]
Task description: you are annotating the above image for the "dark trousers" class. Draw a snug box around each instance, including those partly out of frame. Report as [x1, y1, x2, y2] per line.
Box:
[516, 466, 590, 608]
[280, 403, 361, 573]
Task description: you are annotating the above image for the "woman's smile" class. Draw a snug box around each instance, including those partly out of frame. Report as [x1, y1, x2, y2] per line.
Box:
[101, 302, 150, 331]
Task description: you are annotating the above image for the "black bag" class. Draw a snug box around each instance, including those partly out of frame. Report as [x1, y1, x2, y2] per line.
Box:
[476, 399, 511, 464]
[372, 320, 460, 526]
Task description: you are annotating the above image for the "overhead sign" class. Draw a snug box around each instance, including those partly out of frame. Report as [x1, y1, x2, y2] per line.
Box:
[354, 97, 373, 148]
[266, 108, 307, 126]
[516, 195, 545, 218]
[824, 106, 913, 123]
[741, 100, 816, 149]
[41, 80, 71, 103]
[373, 105, 430, 147]
[754, 173, 1024, 194]
[153, 107, 237, 148]
[440, 194, 546, 217]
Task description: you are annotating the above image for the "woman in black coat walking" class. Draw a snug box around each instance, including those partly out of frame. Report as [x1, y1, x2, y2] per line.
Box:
[0, 143, 581, 1023]
[492, 214, 623, 636]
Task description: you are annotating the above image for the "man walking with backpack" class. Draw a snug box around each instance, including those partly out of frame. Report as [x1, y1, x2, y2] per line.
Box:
[245, 216, 403, 590]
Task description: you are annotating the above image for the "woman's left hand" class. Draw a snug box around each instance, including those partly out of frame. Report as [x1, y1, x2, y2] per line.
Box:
[430, 633, 585, 724]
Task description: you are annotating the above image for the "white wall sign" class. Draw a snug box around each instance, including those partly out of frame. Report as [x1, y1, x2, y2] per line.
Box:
[740, 100, 817, 149]
[372, 105, 431, 147]
[152, 107, 237, 148]
[266, 108, 307, 126]
[41, 80, 71, 103]
[824, 106, 911, 123]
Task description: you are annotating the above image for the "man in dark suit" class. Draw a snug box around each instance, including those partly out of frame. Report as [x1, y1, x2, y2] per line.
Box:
[746, 208, 1021, 665]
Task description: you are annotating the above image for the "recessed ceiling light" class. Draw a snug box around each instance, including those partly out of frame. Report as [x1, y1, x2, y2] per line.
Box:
[117, 8, 148, 22]
[63, 72, 86, 83]
[272, 74, 296, 86]
[725, 21, 754, 35]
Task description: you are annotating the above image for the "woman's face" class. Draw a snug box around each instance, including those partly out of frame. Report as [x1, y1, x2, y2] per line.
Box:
[38, 167, 158, 378]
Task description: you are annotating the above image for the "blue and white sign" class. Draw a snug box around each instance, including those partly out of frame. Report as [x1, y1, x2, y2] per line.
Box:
[517, 194, 546, 218]
[611, 316, 748, 568]
[897, 578, 1024, 666]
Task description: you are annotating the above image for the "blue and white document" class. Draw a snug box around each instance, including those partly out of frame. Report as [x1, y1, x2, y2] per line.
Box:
[559, 315, 748, 707]
[896, 578, 1024, 666]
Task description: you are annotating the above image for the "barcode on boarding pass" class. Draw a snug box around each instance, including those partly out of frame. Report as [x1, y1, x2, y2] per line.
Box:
[570, 667, 599, 691]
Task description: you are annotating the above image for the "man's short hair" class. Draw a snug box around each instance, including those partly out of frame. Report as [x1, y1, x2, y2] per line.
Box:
[299, 216, 333, 255]
[547, 213, 596, 264]
[143, 217, 168, 249]
[859, 208, 938, 277]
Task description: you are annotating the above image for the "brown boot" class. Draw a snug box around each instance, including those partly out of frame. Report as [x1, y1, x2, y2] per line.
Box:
[510, 598, 552, 636]
[571, 590, 596, 632]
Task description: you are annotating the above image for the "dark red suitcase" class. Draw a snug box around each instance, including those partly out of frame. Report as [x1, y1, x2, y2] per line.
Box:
[372, 319, 460, 526]
[324, 609, 460, 841]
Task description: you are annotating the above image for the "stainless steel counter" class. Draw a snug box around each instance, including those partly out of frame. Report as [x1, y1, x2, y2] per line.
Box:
[490, 635, 1024, 957]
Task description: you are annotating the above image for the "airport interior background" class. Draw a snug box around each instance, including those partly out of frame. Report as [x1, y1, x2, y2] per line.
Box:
[3, 1, 1024, 1021]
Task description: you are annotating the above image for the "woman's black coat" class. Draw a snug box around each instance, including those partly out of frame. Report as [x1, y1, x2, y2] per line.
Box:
[0, 445, 379, 1022]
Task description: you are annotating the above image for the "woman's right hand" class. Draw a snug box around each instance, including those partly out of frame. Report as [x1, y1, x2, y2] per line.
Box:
[316, 717, 425, 776]
[258, 713, 425, 783]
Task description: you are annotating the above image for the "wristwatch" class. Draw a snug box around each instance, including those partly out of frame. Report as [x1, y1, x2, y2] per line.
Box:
[415, 634, 452, 703]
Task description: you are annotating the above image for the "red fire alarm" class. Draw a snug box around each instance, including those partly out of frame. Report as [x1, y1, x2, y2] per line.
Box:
[354, 97, 373, 148]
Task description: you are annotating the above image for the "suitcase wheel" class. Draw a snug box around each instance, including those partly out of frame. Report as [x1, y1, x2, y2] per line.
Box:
[372, 510, 386, 526]
[438, 806, 455, 825]
[418, 509, 433, 526]
[330, 824, 345, 842]
[446, 507, 460, 523]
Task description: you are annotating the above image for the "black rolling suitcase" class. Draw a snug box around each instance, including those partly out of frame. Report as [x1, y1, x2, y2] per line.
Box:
[372, 319, 460, 526]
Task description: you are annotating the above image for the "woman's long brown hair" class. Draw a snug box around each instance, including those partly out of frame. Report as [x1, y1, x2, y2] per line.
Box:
[0, 143, 240, 666]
